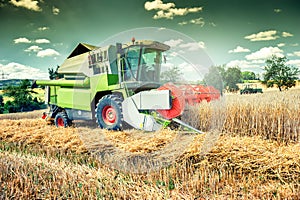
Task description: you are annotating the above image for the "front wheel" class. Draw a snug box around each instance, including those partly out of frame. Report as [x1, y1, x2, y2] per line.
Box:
[95, 94, 123, 130]
[54, 112, 72, 128]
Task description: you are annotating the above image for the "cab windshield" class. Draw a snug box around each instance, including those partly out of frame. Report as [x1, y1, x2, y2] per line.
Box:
[122, 46, 162, 82]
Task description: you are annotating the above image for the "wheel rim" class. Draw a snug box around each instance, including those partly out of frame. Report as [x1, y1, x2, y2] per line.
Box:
[57, 117, 64, 127]
[102, 105, 117, 125]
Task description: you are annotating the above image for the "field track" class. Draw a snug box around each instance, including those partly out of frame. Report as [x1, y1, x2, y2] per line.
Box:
[0, 110, 299, 199]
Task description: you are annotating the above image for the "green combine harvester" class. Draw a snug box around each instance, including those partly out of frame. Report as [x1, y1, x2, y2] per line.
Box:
[36, 39, 205, 133]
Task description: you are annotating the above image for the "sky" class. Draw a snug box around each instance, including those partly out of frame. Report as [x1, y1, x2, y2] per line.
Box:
[0, 0, 300, 80]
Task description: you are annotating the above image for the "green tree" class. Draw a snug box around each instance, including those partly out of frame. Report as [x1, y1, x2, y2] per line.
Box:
[0, 95, 3, 106]
[3, 79, 43, 113]
[224, 67, 243, 91]
[0, 95, 4, 114]
[160, 66, 183, 83]
[48, 65, 62, 80]
[262, 55, 300, 91]
[203, 65, 225, 94]
[4, 100, 16, 113]
[204, 65, 242, 93]
[242, 71, 257, 80]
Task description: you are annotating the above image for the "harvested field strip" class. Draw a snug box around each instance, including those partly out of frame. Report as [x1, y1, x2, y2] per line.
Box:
[0, 150, 143, 199]
[188, 135, 300, 183]
[0, 118, 299, 199]
[0, 119, 86, 153]
[0, 136, 299, 199]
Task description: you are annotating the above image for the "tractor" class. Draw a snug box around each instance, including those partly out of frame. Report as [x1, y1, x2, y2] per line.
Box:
[240, 84, 263, 94]
[36, 38, 219, 133]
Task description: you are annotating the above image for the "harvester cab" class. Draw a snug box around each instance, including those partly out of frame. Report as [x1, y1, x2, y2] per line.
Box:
[36, 39, 217, 133]
[117, 39, 168, 90]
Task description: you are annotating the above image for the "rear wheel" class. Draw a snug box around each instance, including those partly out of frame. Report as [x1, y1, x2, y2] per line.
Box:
[54, 112, 72, 128]
[95, 94, 123, 130]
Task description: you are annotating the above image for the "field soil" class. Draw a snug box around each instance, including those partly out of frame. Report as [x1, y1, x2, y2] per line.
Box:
[0, 111, 299, 199]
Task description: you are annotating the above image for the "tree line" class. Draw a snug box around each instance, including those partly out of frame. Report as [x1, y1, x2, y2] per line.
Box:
[0, 66, 62, 114]
[162, 55, 299, 92]
[0, 79, 46, 114]
[210, 55, 299, 92]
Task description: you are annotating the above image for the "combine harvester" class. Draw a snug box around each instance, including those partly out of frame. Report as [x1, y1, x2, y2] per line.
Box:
[36, 39, 220, 133]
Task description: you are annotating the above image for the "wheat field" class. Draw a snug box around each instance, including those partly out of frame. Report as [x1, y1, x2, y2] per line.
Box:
[0, 89, 299, 199]
[184, 89, 300, 143]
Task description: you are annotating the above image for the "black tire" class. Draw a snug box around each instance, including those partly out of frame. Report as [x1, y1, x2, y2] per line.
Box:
[54, 112, 72, 128]
[95, 94, 123, 130]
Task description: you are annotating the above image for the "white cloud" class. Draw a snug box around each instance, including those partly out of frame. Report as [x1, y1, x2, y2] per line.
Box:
[209, 22, 216, 27]
[178, 62, 196, 74]
[14, 37, 52, 47]
[274, 9, 282, 13]
[178, 21, 188, 25]
[154, 7, 202, 19]
[226, 60, 261, 70]
[198, 41, 205, 49]
[189, 7, 203, 12]
[245, 30, 279, 41]
[53, 42, 64, 47]
[282, 31, 293, 37]
[145, 0, 202, 19]
[291, 43, 299, 47]
[52, 6, 60, 15]
[179, 42, 205, 51]
[251, 59, 265, 64]
[190, 18, 205, 25]
[169, 52, 179, 57]
[154, 10, 173, 19]
[245, 46, 284, 60]
[14, 37, 31, 44]
[144, 0, 175, 11]
[9, 0, 42, 12]
[179, 17, 205, 26]
[227, 60, 247, 68]
[293, 51, 300, 57]
[37, 49, 60, 57]
[164, 39, 183, 47]
[286, 60, 300, 68]
[165, 49, 185, 58]
[0, 62, 48, 80]
[277, 43, 285, 47]
[38, 26, 49, 31]
[161, 62, 175, 71]
[177, 62, 205, 81]
[24, 45, 42, 52]
[35, 39, 50, 44]
[287, 51, 300, 57]
[169, 8, 188, 16]
[228, 46, 250, 53]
